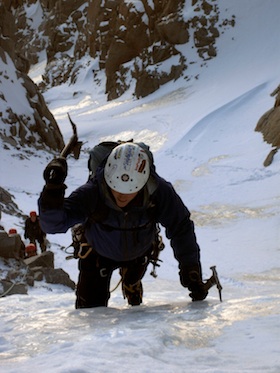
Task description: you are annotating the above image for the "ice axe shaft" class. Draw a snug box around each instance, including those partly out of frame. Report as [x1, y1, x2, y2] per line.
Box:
[204, 266, 223, 302]
[48, 114, 82, 183]
[60, 113, 82, 160]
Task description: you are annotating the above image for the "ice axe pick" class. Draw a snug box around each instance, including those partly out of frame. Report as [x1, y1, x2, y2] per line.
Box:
[204, 266, 223, 302]
[59, 113, 83, 160]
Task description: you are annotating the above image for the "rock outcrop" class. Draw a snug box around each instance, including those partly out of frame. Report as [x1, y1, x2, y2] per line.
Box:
[11, 0, 234, 100]
[0, 0, 236, 151]
[0, 212, 75, 297]
[0, 218, 75, 297]
[255, 84, 280, 166]
[0, 187, 23, 218]
[0, 250, 76, 298]
[0, 1, 64, 152]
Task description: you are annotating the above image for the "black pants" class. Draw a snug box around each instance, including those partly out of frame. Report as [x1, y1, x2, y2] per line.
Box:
[75, 248, 151, 308]
[29, 235, 46, 252]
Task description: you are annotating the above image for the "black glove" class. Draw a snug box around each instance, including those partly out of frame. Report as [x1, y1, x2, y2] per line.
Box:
[179, 263, 208, 301]
[40, 184, 67, 210]
[43, 157, 68, 185]
[40, 157, 68, 210]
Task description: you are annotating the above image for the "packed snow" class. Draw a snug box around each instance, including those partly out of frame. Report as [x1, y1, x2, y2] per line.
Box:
[1, 1, 280, 372]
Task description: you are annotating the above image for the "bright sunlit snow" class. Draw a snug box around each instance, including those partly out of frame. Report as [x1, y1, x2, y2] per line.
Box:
[1, 1, 280, 372]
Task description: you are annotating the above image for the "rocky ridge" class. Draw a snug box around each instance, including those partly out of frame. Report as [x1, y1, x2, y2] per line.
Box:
[0, 1, 64, 153]
[1, 0, 236, 154]
[0, 248, 76, 298]
[1, 1, 278, 163]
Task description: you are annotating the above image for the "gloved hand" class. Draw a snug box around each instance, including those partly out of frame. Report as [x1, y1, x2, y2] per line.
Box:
[43, 157, 68, 185]
[179, 263, 208, 301]
[40, 157, 68, 210]
[39, 184, 67, 210]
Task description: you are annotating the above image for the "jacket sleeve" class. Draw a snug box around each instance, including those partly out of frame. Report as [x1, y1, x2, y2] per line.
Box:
[154, 175, 201, 267]
[38, 180, 98, 234]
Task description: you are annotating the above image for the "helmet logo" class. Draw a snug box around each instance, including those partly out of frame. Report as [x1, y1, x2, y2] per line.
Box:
[137, 159, 146, 173]
[121, 174, 129, 182]
[135, 151, 147, 173]
[123, 145, 134, 171]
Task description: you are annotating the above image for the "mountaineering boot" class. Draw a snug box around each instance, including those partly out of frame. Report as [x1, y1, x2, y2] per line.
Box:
[122, 281, 143, 306]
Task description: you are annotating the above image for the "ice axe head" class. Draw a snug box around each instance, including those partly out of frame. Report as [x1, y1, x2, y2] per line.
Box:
[60, 113, 83, 160]
[72, 140, 83, 160]
[203, 266, 223, 302]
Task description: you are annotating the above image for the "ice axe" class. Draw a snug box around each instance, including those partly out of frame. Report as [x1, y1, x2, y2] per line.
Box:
[47, 113, 83, 183]
[60, 113, 83, 159]
[203, 266, 223, 302]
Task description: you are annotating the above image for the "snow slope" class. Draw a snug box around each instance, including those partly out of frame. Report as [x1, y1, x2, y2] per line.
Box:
[1, 1, 280, 372]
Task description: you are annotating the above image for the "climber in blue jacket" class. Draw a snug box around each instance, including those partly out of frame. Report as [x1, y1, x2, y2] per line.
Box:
[38, 142, 208, 308]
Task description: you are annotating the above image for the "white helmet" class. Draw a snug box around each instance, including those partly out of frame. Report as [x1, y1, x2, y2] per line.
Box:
[104, 143, 150, 193]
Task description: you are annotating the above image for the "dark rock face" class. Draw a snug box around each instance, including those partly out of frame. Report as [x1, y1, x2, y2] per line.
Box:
[0, 1, 235, 151]
[256, 85, 280, 148]
[9, 0, 234, 100]
[0, 187, 22, 218]
[62, 0, 233, 99]
[255, 84, 280, 166]
[0, 2, 64, 152]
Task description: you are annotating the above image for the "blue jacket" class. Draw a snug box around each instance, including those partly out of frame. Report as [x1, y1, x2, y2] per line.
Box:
[38, 169, 200, 266]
